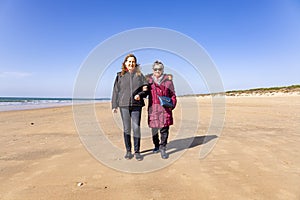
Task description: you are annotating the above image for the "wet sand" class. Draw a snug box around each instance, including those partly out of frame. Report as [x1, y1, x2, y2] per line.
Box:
[0, 95, 299, 199]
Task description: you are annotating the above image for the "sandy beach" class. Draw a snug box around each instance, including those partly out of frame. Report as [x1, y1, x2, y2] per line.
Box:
[0, 95, 299, 199]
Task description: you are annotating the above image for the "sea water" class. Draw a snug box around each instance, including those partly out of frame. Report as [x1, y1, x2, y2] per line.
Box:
[0, 97, 110, 112]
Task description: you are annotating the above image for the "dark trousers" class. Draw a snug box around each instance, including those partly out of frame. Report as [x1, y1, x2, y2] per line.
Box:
[152, 126, 169, 148]
[120, 107, 142, 153]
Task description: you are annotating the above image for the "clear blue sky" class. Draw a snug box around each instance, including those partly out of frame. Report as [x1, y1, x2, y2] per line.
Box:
[0, 0, 299, 97]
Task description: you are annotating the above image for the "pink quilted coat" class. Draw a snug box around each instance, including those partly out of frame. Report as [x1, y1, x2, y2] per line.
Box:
[146, 74, 177, 128]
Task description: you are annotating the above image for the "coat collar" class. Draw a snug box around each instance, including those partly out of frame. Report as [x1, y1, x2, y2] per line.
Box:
[146, 73, 173, 84]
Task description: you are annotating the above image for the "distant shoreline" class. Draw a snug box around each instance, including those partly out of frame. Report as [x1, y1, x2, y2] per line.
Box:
[1, 85, 299, 99]
[0, 98, 110, 112]
[1, 85, 299, 112]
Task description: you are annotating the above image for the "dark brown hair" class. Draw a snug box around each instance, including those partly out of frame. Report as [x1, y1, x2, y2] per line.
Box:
[121, 53, 141, 76]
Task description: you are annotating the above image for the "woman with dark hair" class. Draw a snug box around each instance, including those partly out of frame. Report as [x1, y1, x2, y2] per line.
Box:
[111, 54, 148, 161]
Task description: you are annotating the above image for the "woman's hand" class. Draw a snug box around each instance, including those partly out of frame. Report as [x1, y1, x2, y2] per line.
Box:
[142, 85, 148, 91]
[134, 94, 140, 101]
[112, 108, 118, 113]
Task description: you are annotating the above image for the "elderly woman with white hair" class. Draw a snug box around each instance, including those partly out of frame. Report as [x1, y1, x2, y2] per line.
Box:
[146, 60, 177, 159]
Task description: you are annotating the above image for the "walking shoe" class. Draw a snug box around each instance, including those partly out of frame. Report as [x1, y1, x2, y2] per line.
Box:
[160, 147, 168, 159]
[124, 151, 133, 160]
[135, 152, 143, 161]
[153, 146, 160, 154]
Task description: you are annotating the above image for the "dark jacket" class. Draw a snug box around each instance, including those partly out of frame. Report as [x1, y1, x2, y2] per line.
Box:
[111, 71, 148, 109]
[146, 74, 177, 128]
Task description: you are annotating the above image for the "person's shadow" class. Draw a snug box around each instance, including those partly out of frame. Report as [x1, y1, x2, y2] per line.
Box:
[141, 135, 217, 156]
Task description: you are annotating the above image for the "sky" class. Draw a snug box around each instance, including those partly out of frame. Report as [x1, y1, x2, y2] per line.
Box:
[0, 0, 299, 98]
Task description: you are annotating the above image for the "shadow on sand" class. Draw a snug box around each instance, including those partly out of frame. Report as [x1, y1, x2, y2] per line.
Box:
[141, 135, 217, 156]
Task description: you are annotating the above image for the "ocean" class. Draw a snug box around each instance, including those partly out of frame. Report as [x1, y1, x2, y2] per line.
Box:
[0, 97, 110, 112]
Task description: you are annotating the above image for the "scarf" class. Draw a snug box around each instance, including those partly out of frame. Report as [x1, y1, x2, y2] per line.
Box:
[152, 74, 164, 85]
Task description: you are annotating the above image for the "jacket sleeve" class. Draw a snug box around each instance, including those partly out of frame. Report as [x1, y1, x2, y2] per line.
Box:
[137, 74, 149, 99]
[111, 74, 120, 109]
[169, 80, 177, 109]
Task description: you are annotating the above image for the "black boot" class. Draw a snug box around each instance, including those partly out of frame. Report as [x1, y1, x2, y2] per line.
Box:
[124, 151, 133, 160]
[153, 146, 160, 153]
[135, 152, 143, 161]
[160, 146, 168, 159]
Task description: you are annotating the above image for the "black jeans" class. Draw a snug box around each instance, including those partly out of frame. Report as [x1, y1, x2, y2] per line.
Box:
[152, 126, 169, 148]
[120, 107, 142, 153]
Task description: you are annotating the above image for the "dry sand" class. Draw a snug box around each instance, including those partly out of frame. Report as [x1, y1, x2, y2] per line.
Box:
[0, 95, 299, 199]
